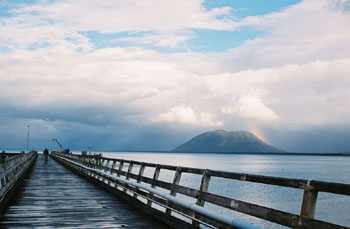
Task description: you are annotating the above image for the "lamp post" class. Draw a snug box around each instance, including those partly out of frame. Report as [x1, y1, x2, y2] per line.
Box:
[27, 125, 30, 152]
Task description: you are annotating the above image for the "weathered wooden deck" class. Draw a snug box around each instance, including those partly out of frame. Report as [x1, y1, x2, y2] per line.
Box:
[0, 155, 167, 228]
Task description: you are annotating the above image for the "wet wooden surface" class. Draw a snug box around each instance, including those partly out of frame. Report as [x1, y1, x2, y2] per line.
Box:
[0, 155, 167, 228]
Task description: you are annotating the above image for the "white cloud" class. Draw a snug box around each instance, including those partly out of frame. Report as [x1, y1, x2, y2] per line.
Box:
[218, 0, 350, 71]
[0, 0, 241, 49]
[328, 0, 350, 13]
[158, 105, 223, 126]
[1, 0, 350, 151]
[1, 44, 350, 129]
[113, 31, 193, 48]
[222, 95, 279, 121]
[27, 0, 237, 31]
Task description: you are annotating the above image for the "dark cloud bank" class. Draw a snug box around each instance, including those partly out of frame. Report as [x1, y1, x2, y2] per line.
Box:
[1, 113, 350, 154]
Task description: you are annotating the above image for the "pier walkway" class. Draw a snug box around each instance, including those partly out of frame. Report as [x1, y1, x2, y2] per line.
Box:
[0, 155, 166, 228]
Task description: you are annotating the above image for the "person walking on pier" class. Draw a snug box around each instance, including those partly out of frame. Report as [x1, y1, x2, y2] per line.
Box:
[43, 148, 49, 162]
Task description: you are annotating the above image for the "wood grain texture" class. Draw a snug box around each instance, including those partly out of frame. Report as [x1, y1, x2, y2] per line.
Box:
[0, 155, 167, 228]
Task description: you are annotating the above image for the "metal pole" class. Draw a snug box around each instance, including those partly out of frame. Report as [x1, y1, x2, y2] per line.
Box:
[27, 125, 30, 152]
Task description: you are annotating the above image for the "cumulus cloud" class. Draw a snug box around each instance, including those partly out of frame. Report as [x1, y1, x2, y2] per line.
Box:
[0, 0, 243, 50]
[15, 0, 236, 31]
[2, 46, 348, 130]
[158, 105, 223, 126]
[328, 0, 350, 13]
[218, 0, 350, 71]
[113, 31, 193, 48]
[222, 95, 279, 121]
[1, 0, 350, 152]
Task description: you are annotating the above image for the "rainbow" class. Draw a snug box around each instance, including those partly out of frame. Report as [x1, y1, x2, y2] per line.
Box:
[250, 125, 268, 143]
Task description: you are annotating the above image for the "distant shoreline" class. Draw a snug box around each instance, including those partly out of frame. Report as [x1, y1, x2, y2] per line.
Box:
[103, 150, 350, 156]
[4, 149, 350, 156]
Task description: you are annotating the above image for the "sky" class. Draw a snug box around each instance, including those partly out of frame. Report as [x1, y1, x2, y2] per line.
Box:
[1, 0, 350, 153]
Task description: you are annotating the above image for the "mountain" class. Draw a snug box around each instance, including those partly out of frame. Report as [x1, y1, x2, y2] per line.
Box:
[172, 130, 284, 153]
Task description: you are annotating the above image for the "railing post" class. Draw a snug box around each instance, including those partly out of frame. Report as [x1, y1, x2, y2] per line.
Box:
[300, 180, 318, 218]
[110, 160, 116, 174]
[84, 156, 88, 166]
[1, 173, 6, 188]
[101, 159, 105, 170]
[117, 161, 124, 177]
[193, 169, 211, 227]
[0, 152, 37, 203]
[90, 156, 94, 167]
[0, 162, 4, 174]
[105, 160, 110, 172]
[88, 156, 92, 167]
[91, 156, 95, 168]
[123, 161, 134, 192]
[147, 164, 160, 207]
[98, 156, 103, 168]
[134, 163, 145, 198]
[166, 166, 182, 215]
[126, 161, 133, 180]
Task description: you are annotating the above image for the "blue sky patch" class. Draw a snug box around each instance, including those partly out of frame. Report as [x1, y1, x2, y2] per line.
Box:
[0, 4, 11, 17]
[188, 28, 262, 53]
[0, 0, 39, 17]
[0, 46, 12, 54]
[27, 42, 52, 51]
[82, 28, 262, 53]
[81, 31, 136, 49]
[202, 0, 302, 18]
[0, 0, 302, 54]
[81, 31, 188, 53]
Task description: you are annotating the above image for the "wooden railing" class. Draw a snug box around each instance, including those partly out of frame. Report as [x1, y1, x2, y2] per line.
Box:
[0, 151, 37, 210]
[51, 152, 350, 229]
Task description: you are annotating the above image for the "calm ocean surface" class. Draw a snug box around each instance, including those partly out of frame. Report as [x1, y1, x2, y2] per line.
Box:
[100, 152, 350, 228]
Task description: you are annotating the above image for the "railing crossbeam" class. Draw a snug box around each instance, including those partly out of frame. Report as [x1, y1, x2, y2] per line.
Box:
[51, 152, 350, 229]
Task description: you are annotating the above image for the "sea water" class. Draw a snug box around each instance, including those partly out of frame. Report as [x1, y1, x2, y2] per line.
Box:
[99, 152, 350, 228]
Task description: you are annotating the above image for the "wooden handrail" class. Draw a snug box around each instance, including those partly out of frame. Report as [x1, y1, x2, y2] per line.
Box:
[0, 152, 37, 207]
[63, 154, 350, 195]
[51, 152, 349, 229]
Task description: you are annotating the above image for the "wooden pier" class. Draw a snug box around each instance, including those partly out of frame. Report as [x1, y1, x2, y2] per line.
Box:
[1, 151, 350, 228]
[0, 154, 166, 228]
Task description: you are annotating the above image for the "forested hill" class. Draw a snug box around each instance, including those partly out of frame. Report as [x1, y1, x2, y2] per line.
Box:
[172, 130, 284, 153]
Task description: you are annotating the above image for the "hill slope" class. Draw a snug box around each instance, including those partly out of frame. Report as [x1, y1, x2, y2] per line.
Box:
[172, 130, 284, 153]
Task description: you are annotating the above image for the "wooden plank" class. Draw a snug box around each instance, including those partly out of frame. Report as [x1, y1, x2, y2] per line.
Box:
[123, 161, 133, 193]
[71, 163, 230, 229]
[196, 170, 210, 206]
[148, 165, 160, 207]
[311, 180, 350, 195]
[110, 160, 116, 174]
[52, 155, 189, 229]
[1, 154, 168, 229]
[193, 170, 211, 227]
[104, 159, 110, 172]
[95, 157, 350, 194]
[53, 153, 350, 229]
[117, 161, 124, 177]
[134, 163, 145, 198]
[0, 152, 37, 214]
[166, 166, 182, 215]
[120, 173, 346, 228]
